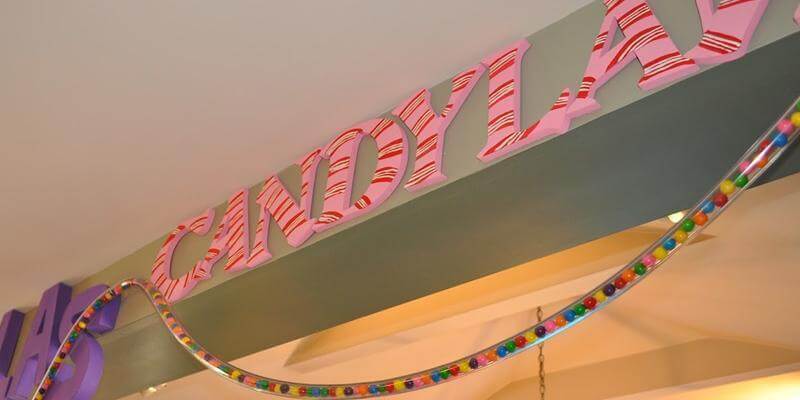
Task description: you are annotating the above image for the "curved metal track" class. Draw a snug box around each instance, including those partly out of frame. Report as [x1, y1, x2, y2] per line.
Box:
[32, 98, 800, 399]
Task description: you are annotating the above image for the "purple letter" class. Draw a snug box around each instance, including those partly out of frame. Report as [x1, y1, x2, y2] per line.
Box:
[47, 285, 119, 400]
[0, 310, 24, 399]
[7, 284, 70, 400]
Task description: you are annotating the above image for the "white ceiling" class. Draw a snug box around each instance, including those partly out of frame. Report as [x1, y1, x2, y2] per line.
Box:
[0, 1, 592, 312]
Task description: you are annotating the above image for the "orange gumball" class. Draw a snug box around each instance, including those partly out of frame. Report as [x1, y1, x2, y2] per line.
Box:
[756, 157, 769, 168]
[486, 351, 498, 362]
[622, 269, 637, 282]
[692, 212, 708, 226]
[555, 315, 567, 327]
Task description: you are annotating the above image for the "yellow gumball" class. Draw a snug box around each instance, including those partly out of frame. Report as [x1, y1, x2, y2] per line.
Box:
[525, 331, 537, 342]
[336, 387, 345, 396]
[674, 230, 688, 243]
[791, 112, 800, 128]
[652, 247, 668, 260]
[459, 361, 470, 372]
[720, 180, 735, 195]
[593, 290, 607, 303]
[394, 380, 405, 391]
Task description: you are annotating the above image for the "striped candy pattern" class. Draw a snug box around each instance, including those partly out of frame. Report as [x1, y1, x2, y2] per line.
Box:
[686, 0, 768, 65]
[478, 40, 572, 161]
[199, 189, 251, 275]
[314, 118, 407, 231]
[36, 99, 800, 400]
[569, 0, 698, 119]
[249, 149, 323, 267]
[150, 210, 214, 303]
[149, 150, 323, 303]
[392, 64, 485, 191]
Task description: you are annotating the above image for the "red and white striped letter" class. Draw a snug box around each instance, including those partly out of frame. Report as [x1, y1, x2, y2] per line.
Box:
[568, 0, 699, 119]
[392, 65, 485, 191]
[477, 40, 573, 162]
[314, 118, 408, 231]
[198, 149, 323, 275]
[195, 188, 251, 275]
[149, 210, 214, 302]
[686, 0, 769, 65]
[247, 149, 322, 267]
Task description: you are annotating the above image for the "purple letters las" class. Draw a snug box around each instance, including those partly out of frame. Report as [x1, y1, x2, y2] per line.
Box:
[0, 285, 119, 400]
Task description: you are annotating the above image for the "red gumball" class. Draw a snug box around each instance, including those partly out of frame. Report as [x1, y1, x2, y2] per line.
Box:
[583, 296, 598, 310]
[614, 277, 627, 289]
[713, 193, 729, 207]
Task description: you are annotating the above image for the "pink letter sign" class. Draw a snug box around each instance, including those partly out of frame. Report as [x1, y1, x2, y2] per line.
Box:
[247, 149, 322, 266]
[150, 211, 214, 302]
[198, 189, 251, 274]
[477, 40, 573, 162]
[687, 0, 769, 65]
[794, 4, 799, 25]
[392, 65, 485, 191]
[314, 119, 408, 231]
[569, 0, 699, 118]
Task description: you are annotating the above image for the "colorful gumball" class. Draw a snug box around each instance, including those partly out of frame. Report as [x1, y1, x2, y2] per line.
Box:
[791, 112, 800, 127]
[773, 134, 788, 148]
[738, 161, 751, 174]
[701, 200, 715, 214]
[622, 269, 637, 282]
[583, 296, 597, 310]
[734, 174, 749, 188]
[777, 119, 794, 134]
[713, 193, 729, 207]
[652, 247, 668, 260]
[593, 290, 606, 303]
[534, 325, 547, 338]
[720, 180, 735, 195]
[692, 212, 708, 226]
[673, 230, 688, 243]
[574, 304, 587, 316]
[634, 263, 647, 275]
[603, 283, 617, 296]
